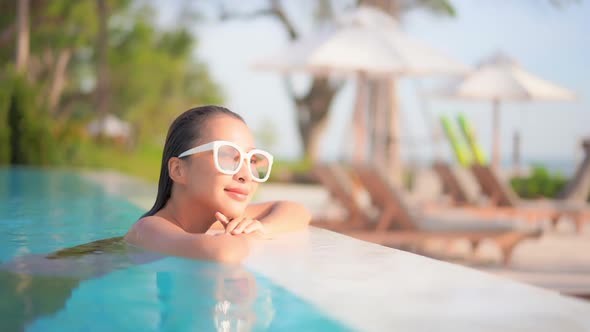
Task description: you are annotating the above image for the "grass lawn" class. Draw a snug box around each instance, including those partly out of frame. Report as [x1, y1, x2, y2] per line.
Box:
[69, 142, 163, 183]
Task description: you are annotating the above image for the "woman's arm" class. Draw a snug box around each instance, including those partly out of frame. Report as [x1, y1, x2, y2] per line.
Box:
[245, 200, 311, 235]
[125, 216, 250, 263]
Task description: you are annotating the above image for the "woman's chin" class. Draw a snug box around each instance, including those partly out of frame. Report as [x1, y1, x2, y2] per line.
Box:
[219, 202, 247, 219]
[208, 193, 248, 219]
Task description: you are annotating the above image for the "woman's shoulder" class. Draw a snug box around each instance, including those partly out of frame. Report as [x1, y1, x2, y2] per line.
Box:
[129, 215, 168, 231]
[136, 214, 169, 225]
[125, 215, 180, 244]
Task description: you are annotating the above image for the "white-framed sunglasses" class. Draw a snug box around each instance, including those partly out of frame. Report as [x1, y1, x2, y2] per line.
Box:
[178, 140, 274, 182]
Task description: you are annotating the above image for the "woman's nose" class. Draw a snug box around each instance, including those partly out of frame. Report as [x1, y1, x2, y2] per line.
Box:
[235, 158, 253, 182]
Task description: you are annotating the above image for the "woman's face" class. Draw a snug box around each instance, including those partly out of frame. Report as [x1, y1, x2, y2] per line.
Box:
[183, 115, 260, 219]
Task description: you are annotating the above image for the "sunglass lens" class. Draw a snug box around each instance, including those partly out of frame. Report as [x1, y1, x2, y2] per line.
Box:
[217, 145, 241, 172]
[250, 153, 270, 180]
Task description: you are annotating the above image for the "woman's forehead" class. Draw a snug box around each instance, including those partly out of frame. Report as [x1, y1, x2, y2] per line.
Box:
[202, 116, 255, 148]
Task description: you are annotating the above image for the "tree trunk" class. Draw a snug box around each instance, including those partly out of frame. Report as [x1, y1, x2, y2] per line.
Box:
[295, 77, 340, 161]
[95, 0, 110, 137]
[48, 48, 72, 115]
[306, 119, 330, 162]
[228, 0, 417, 162]
[361, 0, 401, 19]
[15, 0, 30, 74]
[244, 0, 342, 162]
[295, 0, 400, 162]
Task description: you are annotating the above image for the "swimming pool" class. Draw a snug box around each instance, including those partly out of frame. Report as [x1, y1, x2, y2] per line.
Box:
[0, 168, 351, 331]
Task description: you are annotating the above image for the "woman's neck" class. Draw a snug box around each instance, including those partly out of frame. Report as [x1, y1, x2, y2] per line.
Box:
[157, 194, 214, 234]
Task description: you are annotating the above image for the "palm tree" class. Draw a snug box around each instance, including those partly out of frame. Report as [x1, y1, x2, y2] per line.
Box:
[15, 0, 29, 73]
[95, 0, 110, 139]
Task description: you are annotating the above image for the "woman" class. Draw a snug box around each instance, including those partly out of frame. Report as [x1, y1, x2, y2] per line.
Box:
[125, 105, 311, 263]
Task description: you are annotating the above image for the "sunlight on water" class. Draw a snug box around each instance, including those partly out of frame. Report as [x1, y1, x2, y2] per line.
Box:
[0, 168, 351, 332]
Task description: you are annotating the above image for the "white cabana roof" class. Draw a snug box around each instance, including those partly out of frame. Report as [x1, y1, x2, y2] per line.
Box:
[441, 53, 576, 101]
[252, 6, 470, 78]
[87, 114, 131, 138]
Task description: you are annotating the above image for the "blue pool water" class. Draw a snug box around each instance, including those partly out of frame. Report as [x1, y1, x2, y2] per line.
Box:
[0, 168, 351, 332]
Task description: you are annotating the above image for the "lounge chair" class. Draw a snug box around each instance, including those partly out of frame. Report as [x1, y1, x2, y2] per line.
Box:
[471, 164, 589, 233]
[557, 138, 590, 203]
[310, 163, 373, 230]
[340, 164, 542, 265]
[433, 161, 473, 206]
[431, 162, 551, 223]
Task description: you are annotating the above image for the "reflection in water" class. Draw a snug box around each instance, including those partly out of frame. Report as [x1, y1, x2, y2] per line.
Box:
[0, 238, 275, 332]
[155, 263, 274, 332]
[0, 269, 80, 332]
[0, 238, 158, 331]
[0, 168, 145, 263]
[0, 169, 349, 331]
[212, 266, 275, 331]
[213, 270, 261, 331]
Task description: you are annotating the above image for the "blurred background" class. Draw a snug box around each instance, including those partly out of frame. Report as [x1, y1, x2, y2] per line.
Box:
[1, 0, 588, 187]
[2, 0, 590, 292]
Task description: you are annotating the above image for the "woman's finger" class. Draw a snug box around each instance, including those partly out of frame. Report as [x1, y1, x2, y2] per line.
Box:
[232, 218, 254, 235]
[243, 221, 264, 234]
[215, 212, 230, 225]
[225, 217, 243, 234]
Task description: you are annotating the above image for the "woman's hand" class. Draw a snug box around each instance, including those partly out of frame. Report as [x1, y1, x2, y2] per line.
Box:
[215, 212, 267, 236]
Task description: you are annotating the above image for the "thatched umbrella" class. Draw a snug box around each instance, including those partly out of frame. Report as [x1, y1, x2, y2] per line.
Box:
[253, 6, 469, 180]
[440, 53, 576, 170]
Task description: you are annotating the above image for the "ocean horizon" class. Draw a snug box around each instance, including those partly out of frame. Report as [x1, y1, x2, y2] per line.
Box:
[513, 159, 577, 176]
[399, 158, 580, 177]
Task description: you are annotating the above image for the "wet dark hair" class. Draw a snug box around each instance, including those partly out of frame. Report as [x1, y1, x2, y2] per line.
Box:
[142, 105, 245, 218]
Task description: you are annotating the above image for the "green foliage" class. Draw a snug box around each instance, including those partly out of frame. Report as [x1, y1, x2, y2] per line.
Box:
[417, 0, 457, 17]
[268, 158, 314, 183]
[2, 74, 59, 166]
[32, 1, 98, 51]
[510, 166, 568, 199]
[254, 118, 279, 151]
[404, 169, 416, 191]
[0, 0, 223, 170]
[0, 75, 11, 163]
[104, 8, 223, 144]
[68, 141, 163, 182]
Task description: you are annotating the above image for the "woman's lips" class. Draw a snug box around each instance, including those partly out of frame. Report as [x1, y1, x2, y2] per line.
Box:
[224, 188, 249, 201]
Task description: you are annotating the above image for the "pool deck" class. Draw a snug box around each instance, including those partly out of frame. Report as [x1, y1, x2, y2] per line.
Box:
[255, 183, 590, 299]
[246, 228, 590, 331]
[83, 170, 590, 330]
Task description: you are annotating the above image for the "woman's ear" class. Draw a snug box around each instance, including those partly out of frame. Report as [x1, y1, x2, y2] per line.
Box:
[168, 157, 188, 185]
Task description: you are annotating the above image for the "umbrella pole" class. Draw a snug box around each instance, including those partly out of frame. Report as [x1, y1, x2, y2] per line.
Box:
[368, 79, 378, 160]
[492, 99, 501, 171]
[513, 130, 521, 175]
[353, 72, 368, 162]
[374, 79, 387, 167]
[388, 78, 403, 185]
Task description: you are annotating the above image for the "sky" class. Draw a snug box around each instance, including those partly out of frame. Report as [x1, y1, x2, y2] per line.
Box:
[152, 0, 590, 167]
